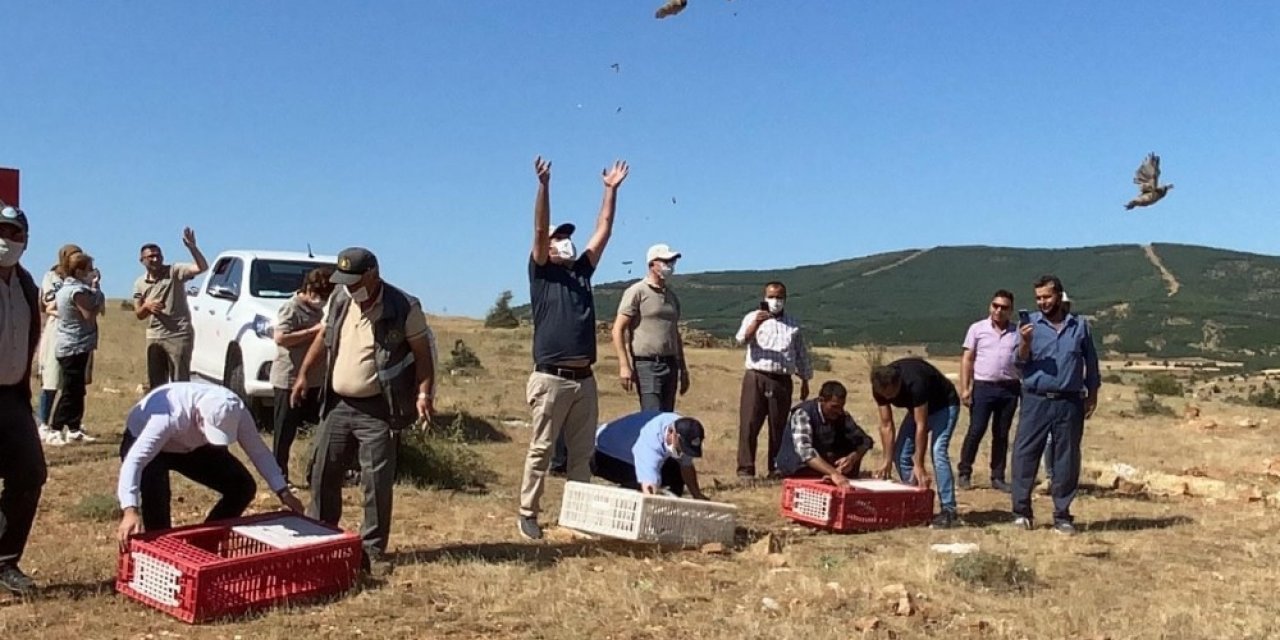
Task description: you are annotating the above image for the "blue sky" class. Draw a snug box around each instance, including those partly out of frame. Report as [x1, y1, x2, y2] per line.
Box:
[3, 2, 1278, 317]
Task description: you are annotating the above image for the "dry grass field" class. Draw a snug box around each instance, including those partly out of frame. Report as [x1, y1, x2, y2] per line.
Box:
[2, 310, 1279, 639]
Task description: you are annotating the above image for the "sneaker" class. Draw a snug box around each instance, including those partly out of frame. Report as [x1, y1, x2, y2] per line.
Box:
[1012, 516, 1034, 531]
[930, 510, 958, 529]
[957, 475, 972, 490]
[1053, 521, 1078, 536]
[0, 564, 37, 596]
[991, 478, 1011, 493]
[65, 430, 98, 443]
[516, 515, 543, 541]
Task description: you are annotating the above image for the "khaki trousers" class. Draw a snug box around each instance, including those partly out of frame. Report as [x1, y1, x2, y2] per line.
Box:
[518, 372, 598, 518]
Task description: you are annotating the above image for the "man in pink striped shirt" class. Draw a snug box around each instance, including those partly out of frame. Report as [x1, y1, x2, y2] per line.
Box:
[957, 289, 1020, 492]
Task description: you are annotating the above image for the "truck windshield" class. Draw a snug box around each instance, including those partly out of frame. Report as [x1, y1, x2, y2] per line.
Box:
[250, 259, 329, 299]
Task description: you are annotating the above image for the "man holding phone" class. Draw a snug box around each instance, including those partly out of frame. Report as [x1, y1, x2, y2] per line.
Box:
[1009, 276, 1100, 535]
[734, 281, 813, 479]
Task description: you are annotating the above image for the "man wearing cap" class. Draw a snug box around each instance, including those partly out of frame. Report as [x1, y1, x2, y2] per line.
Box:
[0, 202, 46, 595]
[132, 228, 208, 390]
[611, 243, 689, 412]
[518, 155, 629, 540]
[591, 411, 709, 499]
[293, 246, 436, 569]
[775, 381, 874, 485]
[115, 382, 305, 547]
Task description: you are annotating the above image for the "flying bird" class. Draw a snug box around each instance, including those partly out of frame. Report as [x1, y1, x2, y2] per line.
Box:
[655, 0, 687, 19]
[1125, 152, 1174, 210]
[610, 63, 620, 73]
[671, 196, 677, 204]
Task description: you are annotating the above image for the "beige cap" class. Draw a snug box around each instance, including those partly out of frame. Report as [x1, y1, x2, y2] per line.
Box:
[646, 243, 681, 264]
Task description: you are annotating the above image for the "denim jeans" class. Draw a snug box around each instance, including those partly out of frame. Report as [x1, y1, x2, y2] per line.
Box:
[634, 358, 678, 412]
[895, 404, 960, 513]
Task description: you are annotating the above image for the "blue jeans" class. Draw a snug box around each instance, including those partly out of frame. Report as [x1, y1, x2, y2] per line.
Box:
[895, 404, 960, 513]
[36, 389, 57, 425]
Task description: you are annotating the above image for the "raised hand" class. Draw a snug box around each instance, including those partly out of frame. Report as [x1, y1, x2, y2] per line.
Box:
[182, 227, 198, 249]
[601, 160, 629, 189]
[535, 156, 552, 185]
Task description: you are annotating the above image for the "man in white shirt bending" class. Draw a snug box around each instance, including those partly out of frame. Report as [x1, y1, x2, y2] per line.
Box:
[116, 382, 304, 547]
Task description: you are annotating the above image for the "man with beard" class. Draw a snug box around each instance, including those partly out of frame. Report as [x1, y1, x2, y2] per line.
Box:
[518, 155, 629, 540]
[133, 228, 208, 390]
[1010, 276, 1100, 535]
[775, 381, 874, 484]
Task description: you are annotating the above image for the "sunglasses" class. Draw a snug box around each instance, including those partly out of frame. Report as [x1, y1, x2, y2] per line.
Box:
[991, 303, 1011, 310]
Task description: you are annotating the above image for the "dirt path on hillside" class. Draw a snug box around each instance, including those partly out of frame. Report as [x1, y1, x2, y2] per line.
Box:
[1144, 244, 1181, 297]
[861, 247, 932, 277]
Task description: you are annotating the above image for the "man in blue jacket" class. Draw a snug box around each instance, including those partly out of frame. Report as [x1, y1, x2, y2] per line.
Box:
[592, 411, 709, 499]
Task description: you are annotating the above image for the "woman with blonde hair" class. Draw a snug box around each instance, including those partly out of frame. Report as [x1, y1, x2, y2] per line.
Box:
[49, 250, 105, 442]
[36, 244, 82, 445]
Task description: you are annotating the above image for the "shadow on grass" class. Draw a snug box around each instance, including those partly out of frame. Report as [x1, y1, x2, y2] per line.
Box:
[961, 509, 1015, 527]
[0, 578, 116, 606]
[389, 538, 683, 570]
[1080, 515, 1194, 532]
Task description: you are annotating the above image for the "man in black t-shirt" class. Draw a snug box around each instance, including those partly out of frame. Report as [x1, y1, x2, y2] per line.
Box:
[870, 357, 962, 528]
[517, 155, 630, 541]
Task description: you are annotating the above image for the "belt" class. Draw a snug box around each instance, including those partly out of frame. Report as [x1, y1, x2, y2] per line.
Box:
[748, 369, 791, 380]
[975, 379, 1021, 388]
[1025, 389, 1083, 400]
[536, 364, 594, 380]
[632, 355, 679, 363]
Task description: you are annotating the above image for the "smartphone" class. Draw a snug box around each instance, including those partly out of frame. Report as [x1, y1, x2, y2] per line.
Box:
[1017, 309, 1031, 325]
[759, 301, 769, 312]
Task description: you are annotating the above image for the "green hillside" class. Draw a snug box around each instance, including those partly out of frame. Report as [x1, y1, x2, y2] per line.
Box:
[524, 244, 1280, 363]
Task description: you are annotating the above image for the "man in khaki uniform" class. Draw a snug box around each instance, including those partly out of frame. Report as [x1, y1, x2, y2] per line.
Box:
[132, 228, 208, 390]
[611, 243, 689, 412]
[294, 247, 435, 573]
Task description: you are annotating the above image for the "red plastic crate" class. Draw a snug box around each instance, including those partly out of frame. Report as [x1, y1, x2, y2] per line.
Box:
[116, 511, 361, 623]
[781, 478, 935, 532]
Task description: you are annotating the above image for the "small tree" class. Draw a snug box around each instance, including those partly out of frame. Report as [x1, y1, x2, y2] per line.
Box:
[484, 290, 520, 329]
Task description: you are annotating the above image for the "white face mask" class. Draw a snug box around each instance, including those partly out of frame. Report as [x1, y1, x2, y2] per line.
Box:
[766, 297, 785, 314]
[657, 263, 674, 278]
[345, 284, 370, 304]
[0, 239, 25, 268]
[551, 238, 577, 262]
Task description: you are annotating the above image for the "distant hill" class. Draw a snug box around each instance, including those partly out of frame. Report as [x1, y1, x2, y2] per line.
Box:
[521, 244, 1280, 364]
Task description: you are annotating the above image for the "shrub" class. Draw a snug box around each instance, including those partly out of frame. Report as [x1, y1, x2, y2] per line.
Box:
[810, 352, 833, 372]
[1248, 385, 1280, 409]
[395, 420, 496, 491]
[862, 343, 886, 370]
[484, 290, 520, 329]
[72, 493, 122, 522]
[1135, 394, 1175, 417]
[1141, 374, 1183, 397]
[1102, 373, 1123, 385]
[448, 339, 483, 373]
[946, 552, 1036, 593]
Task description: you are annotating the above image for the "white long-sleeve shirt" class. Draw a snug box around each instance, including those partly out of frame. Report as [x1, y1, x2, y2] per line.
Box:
[117, 383, 287, 509]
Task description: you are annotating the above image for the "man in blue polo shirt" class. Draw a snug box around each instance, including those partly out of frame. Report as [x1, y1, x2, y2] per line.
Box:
[1010, 275, 1100, 535]
[592, 411, 709, 499]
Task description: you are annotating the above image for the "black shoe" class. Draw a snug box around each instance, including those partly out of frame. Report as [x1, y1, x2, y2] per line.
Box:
[1053, 521, 1078, 536]
[0, 564, 36, 596]
[517, 515, 543, 541]
[343, 469, 360, 487]
[991, 478, 1011, 493]
[930, 510, 958, 529]
[549, 465, 568, 478]
[957, 475, 972, 490]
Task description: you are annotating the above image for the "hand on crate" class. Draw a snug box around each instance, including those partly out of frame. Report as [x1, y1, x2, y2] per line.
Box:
[118, 508, 144, 551]
[278, 490, 305, 514]
[873, 462, 894, 480]
[827, 472, 851, 488]
[640, 483, 659, 495]
[913, 468, 933, 490]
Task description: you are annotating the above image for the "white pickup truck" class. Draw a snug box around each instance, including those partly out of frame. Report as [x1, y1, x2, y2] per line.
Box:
[187, 250, 336, 421]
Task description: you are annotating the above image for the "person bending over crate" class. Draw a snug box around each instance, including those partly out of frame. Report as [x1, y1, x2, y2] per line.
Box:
[116, 382, 306, 547]
[592, 411, 709, 500]
[774, 381, 874, 486]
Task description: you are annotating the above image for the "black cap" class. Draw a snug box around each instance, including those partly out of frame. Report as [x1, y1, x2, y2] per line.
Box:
[550, 222, 576, 239]
[0, 203, 27, 234]
[330, 247, 378, 285]
[673, 417, 705, 458]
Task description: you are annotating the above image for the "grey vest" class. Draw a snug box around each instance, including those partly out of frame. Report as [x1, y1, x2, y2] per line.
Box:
[322, 284, 419, 429]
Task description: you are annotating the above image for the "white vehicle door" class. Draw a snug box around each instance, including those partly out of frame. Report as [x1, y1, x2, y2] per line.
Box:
[190, 257, 243, 379]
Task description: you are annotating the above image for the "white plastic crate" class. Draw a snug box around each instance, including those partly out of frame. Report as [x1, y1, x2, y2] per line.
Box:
[557, 481, 738, 547]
